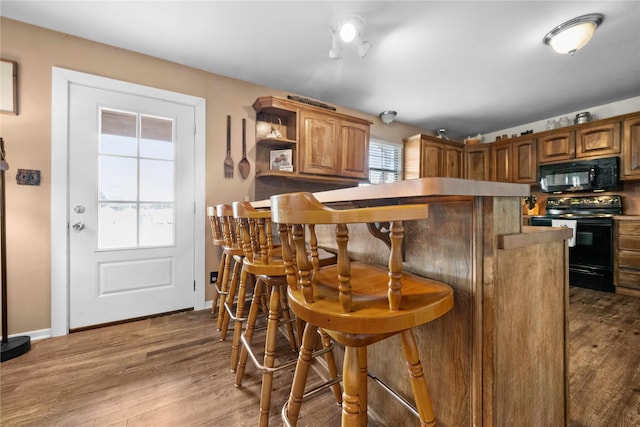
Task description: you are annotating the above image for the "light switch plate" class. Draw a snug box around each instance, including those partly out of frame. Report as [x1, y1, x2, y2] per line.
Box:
[16, 169, 41, 186]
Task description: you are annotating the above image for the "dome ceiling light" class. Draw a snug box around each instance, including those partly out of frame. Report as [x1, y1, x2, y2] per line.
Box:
[543, 13, 604, 55]
[329, 13, 372, 59]
[379, 111, 397, 125]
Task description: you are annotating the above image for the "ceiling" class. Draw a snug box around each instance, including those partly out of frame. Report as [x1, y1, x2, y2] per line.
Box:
[2, 1, 639, 139]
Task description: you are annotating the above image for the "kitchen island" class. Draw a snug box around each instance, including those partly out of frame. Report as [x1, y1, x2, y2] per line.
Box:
[254, 178, 572, 426]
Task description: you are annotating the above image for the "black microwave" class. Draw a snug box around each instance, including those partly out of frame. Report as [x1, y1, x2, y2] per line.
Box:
[538, 157, 620, 193]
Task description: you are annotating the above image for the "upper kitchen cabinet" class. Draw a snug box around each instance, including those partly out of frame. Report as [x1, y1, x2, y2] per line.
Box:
[299, 109, 369, 179]
[403, 134, 463, 179]
[575, 121, 621, 158]
[538, 117, 622, 164]
[491, 139, 512, 182]
[621, 114, 640, 180]
[464, 143, 491, 181]
[538, 130, 575, 163]
[252, 96, 371, 182]
[512, 138, 538, 183]
[490, 137, 537, 184]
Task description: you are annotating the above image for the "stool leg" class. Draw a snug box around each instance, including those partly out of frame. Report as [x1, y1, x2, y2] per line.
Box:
[211, 251, 226, 314]
[357, 346, 368, 427]
[220, 258, 242, 340]
[278, 284, 297, 352]
[230, 267, 250, 371]
[400, 329, 437, 427]
[285, 322, 319, 427]
[216, 251, 232, 330]
[319, 328, 342, 404]
[342, 346, 361, 427]
[258, 283, 281, 427]
[235, 279, 265, 384]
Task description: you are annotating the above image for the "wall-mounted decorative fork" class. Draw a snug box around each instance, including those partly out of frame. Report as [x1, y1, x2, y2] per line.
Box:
[224, 115, 234, 178]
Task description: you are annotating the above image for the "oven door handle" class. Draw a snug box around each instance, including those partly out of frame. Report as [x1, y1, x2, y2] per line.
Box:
[570, 266, 607, 277]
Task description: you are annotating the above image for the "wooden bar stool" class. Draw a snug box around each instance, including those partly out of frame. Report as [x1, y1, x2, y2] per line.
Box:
[207, 206, 226, 314]
[214, 204, 244, 336]
[271, 192, 454, 427]
[232, 201, 341, 427]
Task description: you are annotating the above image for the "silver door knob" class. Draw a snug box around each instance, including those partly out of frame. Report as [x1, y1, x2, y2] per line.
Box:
[72, 222, 85, 231]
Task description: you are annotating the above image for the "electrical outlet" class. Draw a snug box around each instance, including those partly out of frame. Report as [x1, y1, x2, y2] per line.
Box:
[210, 271, 218, 284]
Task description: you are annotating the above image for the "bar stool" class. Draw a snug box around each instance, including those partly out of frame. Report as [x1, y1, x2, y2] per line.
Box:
[271, 192, 454, 427]
[232, 201, 341, 427]
[206, 206, 228, 315]
[214, 204, 244, 335]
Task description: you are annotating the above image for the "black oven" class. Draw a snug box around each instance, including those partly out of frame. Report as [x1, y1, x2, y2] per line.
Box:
[529, 195, 622, 293]
[530, 215, 614, 292]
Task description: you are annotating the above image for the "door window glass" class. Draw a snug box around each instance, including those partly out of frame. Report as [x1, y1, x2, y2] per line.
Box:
[98, 108, 175, 249]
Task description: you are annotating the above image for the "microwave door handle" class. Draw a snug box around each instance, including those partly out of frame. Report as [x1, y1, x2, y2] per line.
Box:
[589, 166, 597, 186]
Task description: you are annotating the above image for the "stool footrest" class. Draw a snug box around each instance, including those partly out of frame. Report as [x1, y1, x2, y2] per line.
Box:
[367, 371, 419, 419]
[281, 374, 343, 427]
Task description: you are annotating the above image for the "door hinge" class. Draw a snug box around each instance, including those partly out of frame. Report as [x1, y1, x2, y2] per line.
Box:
[194, 280, 196, 291]
[193, 123, 197, 135]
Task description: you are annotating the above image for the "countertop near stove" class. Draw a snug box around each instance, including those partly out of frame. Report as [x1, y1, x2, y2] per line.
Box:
[614, 215, 640, 220]
[256, 178, 571, 426]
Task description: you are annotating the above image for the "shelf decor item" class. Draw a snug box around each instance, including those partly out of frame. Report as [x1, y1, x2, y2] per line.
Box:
[266, 117, 282, 139]
[270, 149, 293, 172]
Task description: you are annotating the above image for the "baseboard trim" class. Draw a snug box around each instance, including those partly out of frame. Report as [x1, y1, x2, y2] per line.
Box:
[9, 328, 51, 343]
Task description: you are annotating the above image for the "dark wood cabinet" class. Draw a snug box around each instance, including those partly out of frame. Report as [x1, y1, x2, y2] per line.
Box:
[403, 134, 463, 179]
[491, 140, 512, 182]
[512, 138, 537, 183]
[621, 115, 640, 180]
[538, 131, 575, 163]
[615, 220, 640, 296]
[464, 144, 491, 181]
[253, 96, 370, 182]
[576, 121, 621, 158]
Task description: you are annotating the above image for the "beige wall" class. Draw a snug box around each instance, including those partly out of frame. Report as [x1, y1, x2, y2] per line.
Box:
[0, 18, 429, 335]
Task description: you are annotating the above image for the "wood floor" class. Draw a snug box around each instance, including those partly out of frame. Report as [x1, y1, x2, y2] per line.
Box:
[1, 286, 639, 426]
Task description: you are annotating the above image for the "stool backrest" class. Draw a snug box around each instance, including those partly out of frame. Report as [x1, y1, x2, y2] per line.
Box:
[206, 206, 224, 246]
[232, 201, 277, 264]
[216, 204, 241, 249]
[270, 192, 429, 313]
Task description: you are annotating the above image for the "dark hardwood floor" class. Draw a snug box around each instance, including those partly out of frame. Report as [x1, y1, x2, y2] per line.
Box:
[1, 286, 638, 426]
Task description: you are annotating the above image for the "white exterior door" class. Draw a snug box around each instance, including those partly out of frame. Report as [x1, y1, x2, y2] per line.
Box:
[68, 83, 196, 329]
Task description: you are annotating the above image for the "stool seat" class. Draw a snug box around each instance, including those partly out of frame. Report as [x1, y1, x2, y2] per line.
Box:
[288, 262, 453, 338]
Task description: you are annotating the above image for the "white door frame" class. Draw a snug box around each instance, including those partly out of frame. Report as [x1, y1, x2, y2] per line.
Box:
[51, 67, 206, 336]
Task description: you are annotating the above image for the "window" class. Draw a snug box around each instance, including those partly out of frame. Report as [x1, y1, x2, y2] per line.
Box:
[368, 139, 402, 184]
[98, 109, 175, 249]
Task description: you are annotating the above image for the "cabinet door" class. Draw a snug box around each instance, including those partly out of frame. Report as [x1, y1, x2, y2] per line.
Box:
[538, 131, 575, 163]
[443, 142, 463, 178]
[622, 116, 640, 179]
[299, 111, 338, 175]
[421, 140, 444, 177]
[339, 121, 369, 179]
[512, 138, 537, 183]
[576, 122, 621, 158]
[464, 144, 491, 181]
[491, 141, 511, 182]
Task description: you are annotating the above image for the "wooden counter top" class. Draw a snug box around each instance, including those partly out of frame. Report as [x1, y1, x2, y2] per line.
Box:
[252, 177, 530, 207]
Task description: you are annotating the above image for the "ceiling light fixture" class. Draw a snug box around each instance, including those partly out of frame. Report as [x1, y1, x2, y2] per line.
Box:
[379, 111, 397, 125]
[330, 13, 372, 59]
[543, 13, 604, 55]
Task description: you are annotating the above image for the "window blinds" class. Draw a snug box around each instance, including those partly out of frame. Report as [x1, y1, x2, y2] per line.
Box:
[368, 140, 402, 184]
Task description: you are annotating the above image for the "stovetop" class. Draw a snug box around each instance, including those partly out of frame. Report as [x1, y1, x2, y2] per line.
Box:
[543, 195, 622, 218]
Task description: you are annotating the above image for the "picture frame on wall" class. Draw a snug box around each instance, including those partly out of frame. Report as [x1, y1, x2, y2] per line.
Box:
[0, 59, 18, 115]
[270, 148, 293, 172]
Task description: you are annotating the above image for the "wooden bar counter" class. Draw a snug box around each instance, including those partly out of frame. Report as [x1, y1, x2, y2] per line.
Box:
[255, 178, 572, 426]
